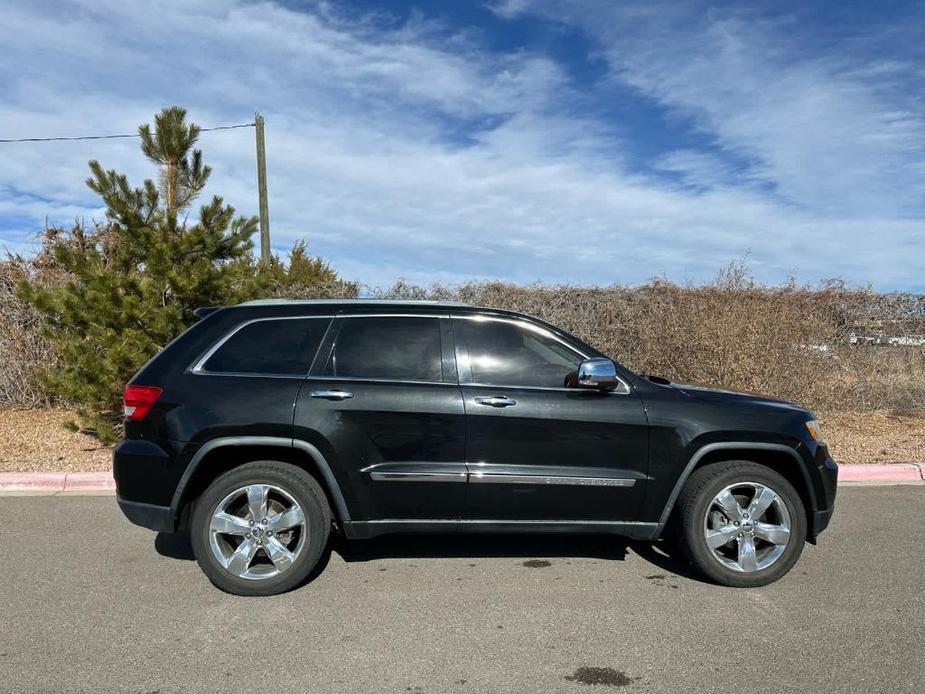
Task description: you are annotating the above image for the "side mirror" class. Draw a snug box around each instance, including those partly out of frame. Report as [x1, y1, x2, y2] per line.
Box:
[577, 358, 621, 391]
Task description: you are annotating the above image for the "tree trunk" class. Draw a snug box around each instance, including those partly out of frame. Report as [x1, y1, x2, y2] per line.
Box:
[166, 161, 176, 212]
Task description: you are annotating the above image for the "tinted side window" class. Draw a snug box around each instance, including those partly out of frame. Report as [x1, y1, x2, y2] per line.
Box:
[327, 317, 443, 382]
[457, 318, 582, 388]
[202, 318, 330, 375]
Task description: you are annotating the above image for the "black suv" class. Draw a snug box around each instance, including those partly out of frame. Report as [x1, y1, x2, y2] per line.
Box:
[115, 299, 837, 595]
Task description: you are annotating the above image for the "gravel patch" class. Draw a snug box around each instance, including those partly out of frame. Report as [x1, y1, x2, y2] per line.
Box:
[0, 407, 920, 472]
[822, 410, 925, 464]
[0, 408, 111, 473]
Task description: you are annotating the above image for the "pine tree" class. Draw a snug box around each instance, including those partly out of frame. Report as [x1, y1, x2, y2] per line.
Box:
[18, 107, 259, 441]
[276, 240, 339, 288]
[138, 106, 211, 212]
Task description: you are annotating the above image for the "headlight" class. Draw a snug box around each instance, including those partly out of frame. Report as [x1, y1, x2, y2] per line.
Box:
[804, 420, 821, 441]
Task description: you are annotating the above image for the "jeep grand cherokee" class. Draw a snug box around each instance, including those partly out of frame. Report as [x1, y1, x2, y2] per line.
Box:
[114, 299, 837, 595]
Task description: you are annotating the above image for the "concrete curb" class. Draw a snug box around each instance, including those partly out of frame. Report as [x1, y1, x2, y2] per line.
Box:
[0, 465, 923, 495]
[0, 471, 115, 494]
[837, 463, 924, 483]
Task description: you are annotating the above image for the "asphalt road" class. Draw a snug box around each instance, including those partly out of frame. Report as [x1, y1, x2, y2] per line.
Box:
[0, 487, 922, 693]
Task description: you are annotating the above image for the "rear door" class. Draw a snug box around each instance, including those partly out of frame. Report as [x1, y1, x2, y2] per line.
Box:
[294, 313, 466, 522]
[454, 314, 649, 522]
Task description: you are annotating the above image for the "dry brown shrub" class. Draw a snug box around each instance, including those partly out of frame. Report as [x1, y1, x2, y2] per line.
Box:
[3, 254, 923, 415]
[373, 263, 925, 415]
[0, 254, 62, 406]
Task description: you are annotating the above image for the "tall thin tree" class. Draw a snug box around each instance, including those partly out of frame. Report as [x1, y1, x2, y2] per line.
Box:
[138, 106, 211, 213]
[19, 108, 257, 440]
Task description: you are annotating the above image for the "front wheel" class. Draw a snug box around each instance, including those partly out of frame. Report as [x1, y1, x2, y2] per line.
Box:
[190, 461, 332, 596]
[677, 461, 807, 587]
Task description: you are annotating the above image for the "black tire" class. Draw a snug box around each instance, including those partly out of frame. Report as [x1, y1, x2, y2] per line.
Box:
[677, 461, 806, 588]
[190, 461, 332, 596]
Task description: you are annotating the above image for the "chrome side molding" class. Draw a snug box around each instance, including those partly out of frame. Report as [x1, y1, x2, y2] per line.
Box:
[361, 462, 638, 487]
[361, 462, 468, 483]
[469, 473, 636, 487]
[370, 471, 468, 483]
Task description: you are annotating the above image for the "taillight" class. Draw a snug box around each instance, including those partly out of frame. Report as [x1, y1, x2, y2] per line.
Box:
[123, 385, 163, 421]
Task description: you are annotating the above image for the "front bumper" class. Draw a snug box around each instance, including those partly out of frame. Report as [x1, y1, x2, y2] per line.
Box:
[811, 451, 838, 538]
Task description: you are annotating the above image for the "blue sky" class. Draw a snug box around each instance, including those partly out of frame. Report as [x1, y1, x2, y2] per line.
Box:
[1, 0, 923, 289]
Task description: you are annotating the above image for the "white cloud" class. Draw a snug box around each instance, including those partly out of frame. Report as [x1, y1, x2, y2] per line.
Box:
[653, 150, 742, 191]
[500, 1, 925, 219]
[0, 0, 922, 289]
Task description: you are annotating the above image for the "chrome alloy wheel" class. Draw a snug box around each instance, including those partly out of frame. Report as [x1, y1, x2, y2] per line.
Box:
[209, 484, 308, 580]
[703, 481, 792, 573]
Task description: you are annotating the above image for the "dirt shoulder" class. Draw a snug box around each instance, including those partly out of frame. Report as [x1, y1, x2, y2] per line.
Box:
[0, 408, 111, 472]
[1, 407, 922, 473]
[820, 410, 925, 465]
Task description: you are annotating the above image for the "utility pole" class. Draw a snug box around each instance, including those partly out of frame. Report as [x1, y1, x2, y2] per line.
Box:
[254, 112, 271, 265]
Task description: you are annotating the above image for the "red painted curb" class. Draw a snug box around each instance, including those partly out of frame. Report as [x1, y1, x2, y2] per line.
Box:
[837, 464, 923, 482]
[0, 463, 925, 494]
[64, 471, 116, 491]
[0, 465, 922, 492]
[0, 471, 114, 492]
[0, 472, 67, 491]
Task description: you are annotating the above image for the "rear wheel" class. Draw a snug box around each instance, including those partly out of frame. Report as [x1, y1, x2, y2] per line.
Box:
[677, 461, 806, 587]
[190, 461, 331, 596]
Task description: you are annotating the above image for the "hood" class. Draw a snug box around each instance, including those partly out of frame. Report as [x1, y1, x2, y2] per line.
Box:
[667, 381, 807, 413]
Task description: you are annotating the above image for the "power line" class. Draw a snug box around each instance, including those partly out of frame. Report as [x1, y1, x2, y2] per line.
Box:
[0, 122, 255, 143]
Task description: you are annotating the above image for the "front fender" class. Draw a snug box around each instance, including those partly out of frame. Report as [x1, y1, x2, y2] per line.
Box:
[652, 441, 818, 531]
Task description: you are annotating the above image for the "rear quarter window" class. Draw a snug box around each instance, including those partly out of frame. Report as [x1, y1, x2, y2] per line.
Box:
[200, 317, 330, 375]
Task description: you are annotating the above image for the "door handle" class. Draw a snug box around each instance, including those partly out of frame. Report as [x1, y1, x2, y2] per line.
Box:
[474, 396, 517, 408]
[310, 389, 354, 400]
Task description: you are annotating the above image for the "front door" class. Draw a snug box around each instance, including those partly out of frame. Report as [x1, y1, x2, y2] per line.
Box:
[453, 315, 649, 522]
[294, 313, 466, 522]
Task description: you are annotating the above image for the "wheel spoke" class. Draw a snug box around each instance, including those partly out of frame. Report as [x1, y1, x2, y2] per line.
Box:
[755, 522, 790, 546]
[210, 511, 251, 536]
[225, 537, 259, 575]
[246, 484, 269, 520]
[737, 535, 758, 572]
[267, 505, 305, 533]
[748, 486, 778, 519]
[705, 525, 739, 549]
[714, 489, 744, 522]
[263, 536, 296, 572]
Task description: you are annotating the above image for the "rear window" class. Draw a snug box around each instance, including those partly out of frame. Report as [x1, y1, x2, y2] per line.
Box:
[325, 316, 443, 382]
[201, 317, 330, 375]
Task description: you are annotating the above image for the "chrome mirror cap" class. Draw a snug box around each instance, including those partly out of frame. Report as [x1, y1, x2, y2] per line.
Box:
[577, 358, 620, 391]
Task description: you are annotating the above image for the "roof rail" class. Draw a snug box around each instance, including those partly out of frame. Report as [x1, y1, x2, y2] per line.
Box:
[193, 306, 224, 319]
[235, 298, 472, 308]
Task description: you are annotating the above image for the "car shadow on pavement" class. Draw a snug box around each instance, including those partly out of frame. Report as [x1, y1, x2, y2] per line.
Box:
[629, 541, 708, 582]
[333, 532, 705, 580]
[332, 532, 630, 562]
[333, 534, 709, 582]
[154, 530, 709, 584]
[154, 531, 195, 560]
